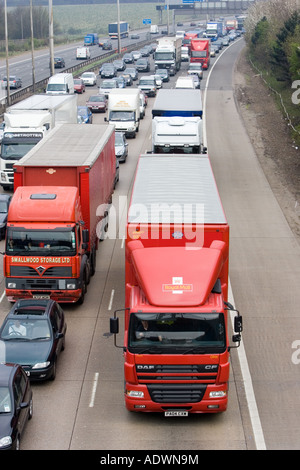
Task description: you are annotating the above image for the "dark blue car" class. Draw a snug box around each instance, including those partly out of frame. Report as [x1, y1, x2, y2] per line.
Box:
[0, 299, 67, 382]
[0, 363, 33, 450]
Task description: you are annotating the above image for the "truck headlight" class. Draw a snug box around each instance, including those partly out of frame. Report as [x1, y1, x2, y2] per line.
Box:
[209, 391, 227, 398]
[126, 390, 144, 398]
[7, 282, 16, 288]
[67, 283, 76, 289]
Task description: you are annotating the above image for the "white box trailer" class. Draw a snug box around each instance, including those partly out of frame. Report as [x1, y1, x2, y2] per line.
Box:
[105, 88, 140, 138]
[0, 94, 77, 189]
[151, 116, 205, 154]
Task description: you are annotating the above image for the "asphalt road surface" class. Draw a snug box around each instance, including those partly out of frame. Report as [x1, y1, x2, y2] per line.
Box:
[0, 36, 299, 453]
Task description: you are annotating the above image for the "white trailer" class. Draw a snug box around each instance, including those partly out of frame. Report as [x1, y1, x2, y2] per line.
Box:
[151, 116, 205, 154]
[0, 94, 77, 189]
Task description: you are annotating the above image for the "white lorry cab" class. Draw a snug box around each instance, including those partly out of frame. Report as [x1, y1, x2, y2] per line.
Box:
[46, 73, 75, 95]
[105, 88, 140, 138]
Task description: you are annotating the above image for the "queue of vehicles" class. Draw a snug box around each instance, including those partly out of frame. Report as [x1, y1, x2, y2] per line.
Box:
[0, 22, 244, 447]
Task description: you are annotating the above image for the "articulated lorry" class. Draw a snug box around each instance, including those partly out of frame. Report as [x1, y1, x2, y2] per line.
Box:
[204, 22, 225, 41]
[108, 21, 129, 39]
[152, 89, 203, 118]
[0, 94, 77, 190]
[225, 19, 238, 32]
[110, 153, 242, 415]
[151, 116, 205, 154]
[190, 39, 210, 69]
[4, 123, 116, 304]
[105, 88, 140, 138]
[154, 37, 181, 75]
[84, 33, 98, 46]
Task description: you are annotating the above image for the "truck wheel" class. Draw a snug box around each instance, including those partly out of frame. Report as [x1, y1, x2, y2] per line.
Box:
[90, 246, 97, 276]
[78, 270, 87, 304]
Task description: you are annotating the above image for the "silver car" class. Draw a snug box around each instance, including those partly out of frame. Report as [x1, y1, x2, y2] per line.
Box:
[1, 76, 22, 89]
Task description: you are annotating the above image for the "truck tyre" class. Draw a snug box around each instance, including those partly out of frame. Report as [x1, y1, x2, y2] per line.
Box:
[78, 270, 87, 304]
[90, 246, 97, 276]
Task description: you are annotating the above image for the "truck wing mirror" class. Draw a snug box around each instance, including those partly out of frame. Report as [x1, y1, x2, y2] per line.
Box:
[224, 302, 243, 350]
[110, 308, 129, 351]
[110, 316, 119, 334]
[82, 229, 89, 243]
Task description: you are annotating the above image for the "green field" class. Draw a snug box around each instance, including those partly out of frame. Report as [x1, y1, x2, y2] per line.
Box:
[53, 3, 193, 39]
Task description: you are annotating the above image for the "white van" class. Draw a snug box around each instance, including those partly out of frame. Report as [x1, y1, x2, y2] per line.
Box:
[46, 73, 74, 95]
[175, 76, 195, 89]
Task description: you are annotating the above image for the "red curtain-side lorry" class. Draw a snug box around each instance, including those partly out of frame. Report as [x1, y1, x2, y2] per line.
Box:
[110, 154, 242, 415]
[4, 123, 116, 304]
[190, 39, 211, 69]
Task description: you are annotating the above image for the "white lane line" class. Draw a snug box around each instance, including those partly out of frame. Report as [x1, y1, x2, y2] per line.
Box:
[108, 289, 115, 311]
[89, 372, 99, 408]
[228, 282, 266, 450]
[203, 43, 266, 450]
[0, 290, 6, 304]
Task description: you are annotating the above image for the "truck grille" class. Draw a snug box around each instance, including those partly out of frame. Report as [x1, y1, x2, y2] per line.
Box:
[147, 384, 207, 404]
[10, 266, 72, 277]
[136, 364, 218, 383]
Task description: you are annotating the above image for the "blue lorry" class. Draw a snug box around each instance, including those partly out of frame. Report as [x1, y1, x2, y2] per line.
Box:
[84, 33, 99, 46]
[108, 22, 129, 39]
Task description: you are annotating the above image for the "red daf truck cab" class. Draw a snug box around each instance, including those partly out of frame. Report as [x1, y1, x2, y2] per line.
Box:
[110, 154, 242, 415]
[190, 39, 210, 69]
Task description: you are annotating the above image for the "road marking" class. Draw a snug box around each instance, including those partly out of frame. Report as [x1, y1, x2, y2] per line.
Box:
[89, 372, 99, 408]
[0, 290, 6, 304]
[228, 282, 266, 450]
[108, 289, 115, 310]
[203, 41, 266, 450]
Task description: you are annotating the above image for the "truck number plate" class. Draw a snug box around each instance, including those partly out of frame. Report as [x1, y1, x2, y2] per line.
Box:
[165, 411, 188, 417]
[33, 295, 50, 299]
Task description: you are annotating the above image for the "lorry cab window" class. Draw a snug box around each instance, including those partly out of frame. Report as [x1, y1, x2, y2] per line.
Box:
[129, 312, 226, 352]
[6, 228, 76, 254]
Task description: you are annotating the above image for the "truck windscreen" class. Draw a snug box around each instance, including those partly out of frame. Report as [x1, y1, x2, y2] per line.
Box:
[109, 111, 135, 121]
[128, 312, 226, 353]
[6, 228, 77, 256]
[1, 134, 43, 160]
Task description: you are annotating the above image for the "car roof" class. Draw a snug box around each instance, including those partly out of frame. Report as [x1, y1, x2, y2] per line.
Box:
[6, 299, 55, 319]
[0, 363, 21, 386]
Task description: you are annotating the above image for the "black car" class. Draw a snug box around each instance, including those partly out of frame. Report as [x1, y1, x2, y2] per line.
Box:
[54, 57, 65, 68]
[0, 363, 33, 450]
[113, 59, 125, 71]
[123, 53, 134, 64]
[136, 58, 150, 73]
[100, 65, 116, 78]
[102, 40, 112, 50]
[124, 67, 138, 81]
[156, 68, 170, 82]
[0, 194, 11, 240]
[119, 73, 133, 86]
[0, 299, 67, 381]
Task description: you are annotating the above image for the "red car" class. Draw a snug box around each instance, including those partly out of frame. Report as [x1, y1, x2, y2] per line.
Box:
[74, 78, 85, 94]
[86, 94, 108, 113]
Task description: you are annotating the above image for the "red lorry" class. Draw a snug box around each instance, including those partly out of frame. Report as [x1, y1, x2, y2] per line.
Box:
[110, 153, 242, 415]
[190, 38, 210, 69]
[5, 123, 116, 304]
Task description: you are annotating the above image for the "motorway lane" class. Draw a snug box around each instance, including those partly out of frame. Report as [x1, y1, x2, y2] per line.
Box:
[0, 44, 255, 451]
[206, 40, 300, 449]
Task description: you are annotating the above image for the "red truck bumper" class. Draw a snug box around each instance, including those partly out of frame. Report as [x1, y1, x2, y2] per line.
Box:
[124, 383, 228, 414]
[6, 288, 82, 303]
